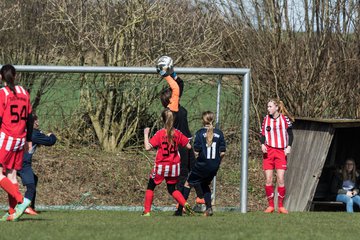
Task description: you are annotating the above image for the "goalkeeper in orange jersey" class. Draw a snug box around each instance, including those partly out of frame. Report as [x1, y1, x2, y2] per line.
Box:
[156, 56, 205, 215]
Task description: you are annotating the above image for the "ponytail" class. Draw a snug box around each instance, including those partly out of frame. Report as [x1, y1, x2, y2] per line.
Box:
[269, 98, 295, 122]
[162, 109, 174, 146]
[0, 64, 16, 95]
[206, 124, 214, 147]
[202, 111, 215, 147]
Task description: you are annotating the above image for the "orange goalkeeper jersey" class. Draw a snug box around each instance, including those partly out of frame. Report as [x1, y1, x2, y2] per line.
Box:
[163, 76, 179, 112]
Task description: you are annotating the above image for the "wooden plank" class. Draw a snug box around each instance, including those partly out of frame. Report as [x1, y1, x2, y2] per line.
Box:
[310, 201, 360, 212]
[312, 201, 343, 205]
[284, 121, 334, 211]
[296, 117, 360, 124]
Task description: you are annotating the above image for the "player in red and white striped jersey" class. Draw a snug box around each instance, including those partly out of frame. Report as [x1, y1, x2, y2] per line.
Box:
[142, 109, 194, 216]
[0, 64, 33, 221]
[260, 98, 294, 214]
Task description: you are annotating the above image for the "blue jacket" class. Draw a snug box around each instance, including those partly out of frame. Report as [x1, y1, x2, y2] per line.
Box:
[23, 128, 57, 168]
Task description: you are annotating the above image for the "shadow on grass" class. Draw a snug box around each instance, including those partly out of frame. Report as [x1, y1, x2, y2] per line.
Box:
[17, 217, 53, 222]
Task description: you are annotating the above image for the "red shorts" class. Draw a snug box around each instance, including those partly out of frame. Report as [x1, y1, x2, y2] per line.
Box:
[149, 170, 178, 185]
[0, 146, 25, 171]
[262, 146, 287, 170]
[149, 163, 180, 185]
[0, 133, 25, 171]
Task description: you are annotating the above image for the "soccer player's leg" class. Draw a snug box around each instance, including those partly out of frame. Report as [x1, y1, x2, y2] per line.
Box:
[9, 183, 21, 214]
[7, 198, 31, 221]
[182, 172, 204, 215]
[167, 178, 194, 216]
[201, 178, 214, 217]
[23, 182, 38, 215]
[0, 171, 24, 212]
[32, 174, 39, 209]
[18, 165, 38, 215]
[6, 168, 18, 215]
[276, 150, 288, 214]
[174, 185, 192, 216]
[264, 184, 275, 213]
[188, 149, 205, 204]
[177, 146, 189, 194]
[0, 175, 18, 220]
[0, 160, 27, 221]
[263, 149, 275, 213]
[142, 177, 158, 216]
[6, 169, 31, 221]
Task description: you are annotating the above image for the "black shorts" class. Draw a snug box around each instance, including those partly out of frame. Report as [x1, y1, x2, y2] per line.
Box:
[187, 171, 216, 186]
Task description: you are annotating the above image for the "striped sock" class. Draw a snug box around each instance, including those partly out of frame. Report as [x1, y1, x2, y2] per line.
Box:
[265, 185, 274, 207]
[278, 186, 286, 208]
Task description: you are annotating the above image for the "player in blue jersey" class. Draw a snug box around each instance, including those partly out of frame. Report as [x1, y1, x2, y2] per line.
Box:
[177, 111, 226, 216]
[17, 114, 57, 215]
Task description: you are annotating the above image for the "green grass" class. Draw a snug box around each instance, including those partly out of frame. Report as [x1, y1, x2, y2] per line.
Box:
[1, 210, 359, 239]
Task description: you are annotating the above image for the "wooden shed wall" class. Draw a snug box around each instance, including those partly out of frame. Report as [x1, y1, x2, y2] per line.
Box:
[284, 120, 334, 211]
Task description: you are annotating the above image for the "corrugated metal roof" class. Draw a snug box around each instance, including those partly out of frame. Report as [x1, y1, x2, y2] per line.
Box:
[296, 117, 360, 128]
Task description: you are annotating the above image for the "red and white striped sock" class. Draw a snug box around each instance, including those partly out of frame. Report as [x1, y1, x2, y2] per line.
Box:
[265, 185, 274, 207]
[278, 186, 286, 208]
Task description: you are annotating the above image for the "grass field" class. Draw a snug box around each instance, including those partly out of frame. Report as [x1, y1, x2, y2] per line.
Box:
[1, 210, 359, 240]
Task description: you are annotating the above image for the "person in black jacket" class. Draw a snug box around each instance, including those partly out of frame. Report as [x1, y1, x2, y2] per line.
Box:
[18, 114, 57, 215]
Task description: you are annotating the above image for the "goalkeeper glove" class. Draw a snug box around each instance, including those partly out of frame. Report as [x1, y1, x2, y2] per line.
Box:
[170, 71, 177, 79]
[156, 56, 174, 77]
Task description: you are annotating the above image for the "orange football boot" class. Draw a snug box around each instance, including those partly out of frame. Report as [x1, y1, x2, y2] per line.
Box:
[264, 206, 275, 213]
[24, 207, 38, 215]
[196, 197, 205, 204]
[278, 207, 289, 214]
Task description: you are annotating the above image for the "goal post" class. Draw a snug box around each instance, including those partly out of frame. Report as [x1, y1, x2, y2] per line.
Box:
[12, 65, 251, 213]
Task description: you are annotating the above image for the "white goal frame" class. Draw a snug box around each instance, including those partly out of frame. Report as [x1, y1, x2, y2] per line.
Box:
[12, 65, 251, 213]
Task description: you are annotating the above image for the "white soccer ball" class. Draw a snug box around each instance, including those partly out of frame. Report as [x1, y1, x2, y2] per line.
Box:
[156, 56, 174, 76]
